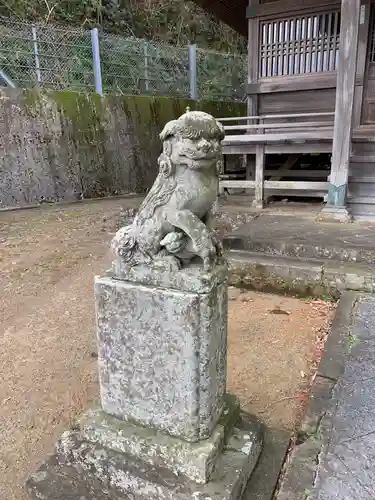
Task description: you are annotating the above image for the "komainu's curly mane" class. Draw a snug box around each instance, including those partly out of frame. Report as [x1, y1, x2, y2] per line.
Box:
[159, 111, 225, 142]
[135, 173, 177, 227]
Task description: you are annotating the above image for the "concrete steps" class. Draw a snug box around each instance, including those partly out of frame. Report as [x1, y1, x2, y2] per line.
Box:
[224, 214, 375, 296]
[227, 249, 375, 297]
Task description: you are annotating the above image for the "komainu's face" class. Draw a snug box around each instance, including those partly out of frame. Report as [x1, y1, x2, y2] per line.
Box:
[170, 136, 221, 169]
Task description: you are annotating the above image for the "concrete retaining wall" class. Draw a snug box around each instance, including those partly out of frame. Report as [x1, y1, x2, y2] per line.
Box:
[0, 89, 245, 208]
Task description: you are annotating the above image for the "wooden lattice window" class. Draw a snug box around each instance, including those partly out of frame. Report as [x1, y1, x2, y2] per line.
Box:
[259, 11, 341, 78]
[368, 6, 375, 63]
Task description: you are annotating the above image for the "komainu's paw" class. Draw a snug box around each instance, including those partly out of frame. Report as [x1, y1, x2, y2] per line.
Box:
[201, 238, 217, 271]
[211, 232, 223, 256]
[203, 254, 217, 272]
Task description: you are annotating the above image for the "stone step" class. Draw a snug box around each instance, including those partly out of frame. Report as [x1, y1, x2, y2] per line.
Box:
[27, 413, 263, 500]
[26, 455, 126, 500]
[55, 403, 240, 485]
[224, 215, 375, 266]
[227, 250, 375, 296]
[225, 235, 375, 266]
[350, 213, 375, 222]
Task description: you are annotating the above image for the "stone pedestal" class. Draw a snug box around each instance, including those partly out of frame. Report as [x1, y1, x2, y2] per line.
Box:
[95, 265, 228, 442]
[318, 205, 353, 223]
[26, 263, 263, 500]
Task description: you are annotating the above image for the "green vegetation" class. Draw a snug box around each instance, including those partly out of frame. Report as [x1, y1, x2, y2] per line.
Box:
[348, 332, 360, 348]
[0, 1, 245, 53]
[0, 11, 246, 99]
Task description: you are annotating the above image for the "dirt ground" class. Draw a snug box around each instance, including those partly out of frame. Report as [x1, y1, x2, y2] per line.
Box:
[227, 288, 333, 430]
[0, 199, 334, 500]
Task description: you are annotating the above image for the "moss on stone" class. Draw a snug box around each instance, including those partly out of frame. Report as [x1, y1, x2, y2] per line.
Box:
[23, 88, 41, 109]
[22, 88, 46, 118]
[219, 394, 241, 444]
[23, 90, 245, 143]
[3, 87, 246, 205]
[50, 91, 104, 132]
[228, 265, 339, 300]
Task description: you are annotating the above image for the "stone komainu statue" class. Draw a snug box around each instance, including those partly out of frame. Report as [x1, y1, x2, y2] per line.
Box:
[112, 109, 225, 271]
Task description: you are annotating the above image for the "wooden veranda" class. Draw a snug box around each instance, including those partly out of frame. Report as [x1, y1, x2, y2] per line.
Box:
[193, 0, 375, 221]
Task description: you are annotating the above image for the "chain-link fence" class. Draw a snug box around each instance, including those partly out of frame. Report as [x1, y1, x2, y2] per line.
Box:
[99, 33, 192, 97]
[0, 18, 246, 101]
[0, 21, 93, 90]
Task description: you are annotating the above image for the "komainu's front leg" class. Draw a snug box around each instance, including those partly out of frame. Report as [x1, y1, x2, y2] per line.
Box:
[165, 209, 217, 271]
[202, 208, 222, 257]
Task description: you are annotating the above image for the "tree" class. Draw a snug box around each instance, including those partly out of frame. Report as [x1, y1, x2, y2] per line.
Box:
[0, 0, 246, 53]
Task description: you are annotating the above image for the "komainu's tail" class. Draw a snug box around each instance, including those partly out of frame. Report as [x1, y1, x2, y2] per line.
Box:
[111, 226, 136, 263]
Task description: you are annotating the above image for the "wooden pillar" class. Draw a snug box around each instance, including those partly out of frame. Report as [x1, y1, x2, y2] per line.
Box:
[247, 0, 259, 118]
[322, 0, 361, 221]
[247, 0, 260, 197]
[353, 1, 371, 128]
[253, 145, 265, 208]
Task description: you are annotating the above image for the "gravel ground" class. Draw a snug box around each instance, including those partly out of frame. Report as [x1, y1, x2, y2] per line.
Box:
[0, 199, 333, 500]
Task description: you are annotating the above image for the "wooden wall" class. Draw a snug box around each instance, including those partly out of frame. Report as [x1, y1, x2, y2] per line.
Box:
[348, 139, 375, 219]
[248, 1, 375, 127]
[361, 3, 375, 124]
[247, 0, 341, 118]
[258, 89, 336, 115]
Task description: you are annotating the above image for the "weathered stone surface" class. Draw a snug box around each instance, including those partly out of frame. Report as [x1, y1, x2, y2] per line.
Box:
[0, 89, 246, 210]
[26, 456, 127, 500]
[226, 248, 375, 297]
[276, 377, 336, 500]
[27, 413, 263, 500]
[111, 110, 225, 272]
[312, 297, 375, 498]
[276, 294, 358, 500]
[114, 203, 259, 244]
[224, 214, 375, 264]
[243, 427, 291, 500]
[277, 293, 375, 500]
[95, 270, 228, 442]
[214, 210, 259, 239]
[318, 205, 353, 223]
[316, 292, 355, 381]
[228, 250, 324, 297]
[56, 397, 239, 485]
[323, 261, 375, 294]
[110, 260, 228, 294]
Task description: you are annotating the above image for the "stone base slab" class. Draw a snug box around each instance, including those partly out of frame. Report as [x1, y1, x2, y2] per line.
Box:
[318, 206, 353, 223]
[27, 412, 263, 500]
[55, 395, 240, 485]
